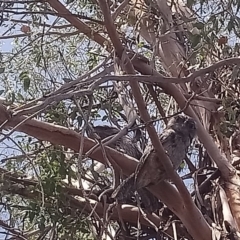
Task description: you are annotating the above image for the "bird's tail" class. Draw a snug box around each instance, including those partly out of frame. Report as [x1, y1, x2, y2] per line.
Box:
[111, 174, 160, 212]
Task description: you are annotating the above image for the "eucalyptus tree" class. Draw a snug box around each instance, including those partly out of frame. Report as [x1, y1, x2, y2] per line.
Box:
[0, 0, 240, 239]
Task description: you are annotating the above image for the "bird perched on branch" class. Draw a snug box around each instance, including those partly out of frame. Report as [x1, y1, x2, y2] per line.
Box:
[86, 124, 159, 212]
[86, 125, 143, 160]
[112, 114, 197, 202]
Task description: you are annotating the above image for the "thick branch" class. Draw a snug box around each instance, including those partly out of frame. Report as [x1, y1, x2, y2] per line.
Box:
[132, 59, 236, 180]
[97, 1, 211, 239]
[0, 104, 210, 239]
[101, 57, 240, 83]
[132, 58, 240, 231]
[46, 0, 111, 51]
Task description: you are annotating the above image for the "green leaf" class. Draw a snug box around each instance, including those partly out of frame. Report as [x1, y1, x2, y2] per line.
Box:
[28, 211, 36, 222]
[0, 67, 5, 74]
[7, 91, 15, 103]
[186, 0, 194, 7]
[231, 66, 240, 82]
[102, 115, 108, 121]
[17, 92, 24, 100]
[24, 78, 30, 91]
[55, 184, 62, 194]
[178, 161, 185, 172]
[191, 34, 201, 48]
[35, 54, 42, 67]
[208, 15, 216, 23]
[237, 0, 240, 13]
[194, 22, 204, 29]
[70, 110, 77, 120]
[77, 116, 82, 126]
[19, 71, 28, 80]
[79, 228, 90, 234]
[227, 17, 234, 32]
[19, 71, 31, 91]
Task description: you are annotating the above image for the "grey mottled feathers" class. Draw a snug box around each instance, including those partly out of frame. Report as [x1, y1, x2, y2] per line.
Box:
[86, 125, 142, 160]
[112, 115, 197, 201]
[86, 124, 159, 212]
